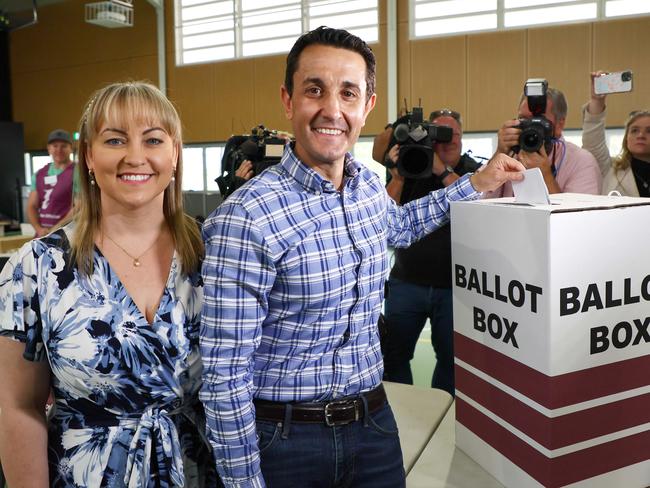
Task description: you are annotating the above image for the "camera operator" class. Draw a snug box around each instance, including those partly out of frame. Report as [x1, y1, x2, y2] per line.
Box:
[221, 158, 255, 197]
[216, 128, 291, 198]
[487, 85, 601, 197]
[373, 108, 480, 395]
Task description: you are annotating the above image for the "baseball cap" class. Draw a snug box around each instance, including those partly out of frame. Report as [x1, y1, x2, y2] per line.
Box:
[47, 129, 72, 145]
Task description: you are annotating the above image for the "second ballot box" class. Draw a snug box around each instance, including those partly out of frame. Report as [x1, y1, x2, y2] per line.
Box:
[450, 193, 650, 488]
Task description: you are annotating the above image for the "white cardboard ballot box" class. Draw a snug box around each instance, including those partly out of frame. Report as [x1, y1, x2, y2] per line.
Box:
[450, 193, 650, 488]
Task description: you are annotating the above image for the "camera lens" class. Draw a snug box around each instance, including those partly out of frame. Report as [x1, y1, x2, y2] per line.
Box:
[622, 71, 632, 82]
[520, 126, 544, 153]
[398, 145, 432, 179]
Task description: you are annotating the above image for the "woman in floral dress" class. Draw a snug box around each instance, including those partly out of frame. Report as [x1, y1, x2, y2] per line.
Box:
[0, 82, 220, 487]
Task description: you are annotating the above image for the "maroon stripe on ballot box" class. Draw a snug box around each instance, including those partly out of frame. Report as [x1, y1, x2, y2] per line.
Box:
[454, 332, 650, 409]
[456, 398, 650, 488]
[456, 366, 650, 449]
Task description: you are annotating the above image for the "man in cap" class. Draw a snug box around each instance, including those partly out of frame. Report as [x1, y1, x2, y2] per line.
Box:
[27, 129, 77, 236]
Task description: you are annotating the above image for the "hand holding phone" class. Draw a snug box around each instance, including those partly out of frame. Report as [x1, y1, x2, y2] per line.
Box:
[594, 70, 633, 95]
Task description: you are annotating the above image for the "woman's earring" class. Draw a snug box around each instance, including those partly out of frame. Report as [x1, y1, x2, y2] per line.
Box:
[89, 169, 96, 186]
[171, 169, 176, 182]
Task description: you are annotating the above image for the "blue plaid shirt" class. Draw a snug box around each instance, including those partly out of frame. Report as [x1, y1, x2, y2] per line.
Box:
[200, 145, 479, 487]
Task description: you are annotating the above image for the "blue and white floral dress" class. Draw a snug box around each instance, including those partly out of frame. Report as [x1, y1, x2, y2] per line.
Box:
[0, 227, 219, 487]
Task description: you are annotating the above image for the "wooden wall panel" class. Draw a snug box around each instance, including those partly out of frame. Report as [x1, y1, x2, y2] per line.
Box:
[410, 36, 466, 120]
[365, 39, 387, 135]
[396, 0, 411, 119]
[212, 60, 256, 137]
[527, 23, 592, 129]
[251, 54, 290, 135]
[13, 56, 158, 150]
[167, 64, 218, 143]
[10, 0, 650, 149]
[10, 0, 158, 149]
[467, 30, 526, 131]
[593, 17, 650, 126]
[166, 1, 387, 141]
[11, 0, 157, 74]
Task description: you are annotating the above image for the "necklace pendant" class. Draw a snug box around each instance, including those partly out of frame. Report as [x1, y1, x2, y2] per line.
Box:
[133, 259, 141, 267]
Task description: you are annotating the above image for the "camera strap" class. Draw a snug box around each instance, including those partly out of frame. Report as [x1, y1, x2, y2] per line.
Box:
[550, 139, 567, 178]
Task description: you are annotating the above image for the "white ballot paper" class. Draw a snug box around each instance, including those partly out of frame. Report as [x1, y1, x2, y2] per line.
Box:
[512, 167, 550, 205]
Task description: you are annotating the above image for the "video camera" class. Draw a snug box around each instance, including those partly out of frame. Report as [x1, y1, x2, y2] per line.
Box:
[514, 78, 554, 154]
[392, 106, 453, 179]
[225, 125, 286, 176]
[215, 125, 287, 197]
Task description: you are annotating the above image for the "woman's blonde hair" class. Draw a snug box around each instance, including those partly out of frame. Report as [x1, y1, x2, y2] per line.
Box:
[613, 110, 650, 171]
[72, 81, 204, 276]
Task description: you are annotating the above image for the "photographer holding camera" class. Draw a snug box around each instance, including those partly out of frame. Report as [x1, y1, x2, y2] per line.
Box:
[373, 108, 480, 395]
[487, 80, 601, 197]
[215, 126, 290, 198]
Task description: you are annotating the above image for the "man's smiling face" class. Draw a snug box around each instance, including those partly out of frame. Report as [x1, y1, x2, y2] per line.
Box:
[281, 44, 376, 172]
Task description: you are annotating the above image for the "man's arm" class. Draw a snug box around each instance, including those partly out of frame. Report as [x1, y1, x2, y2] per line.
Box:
[582, 71, 612, 177]
[469, 153, 526, 192]
[372, 126, 393, 163]
[432, 152, 461, 186]
[386, 154, 525, 247]
[26, 191, 46, 237]
[582, 105, 610, 177]
[496, 119, 521, 155]
[200, 202, 275, 488]
[384, 145, 405, 203]
[386, 169, 405, 203]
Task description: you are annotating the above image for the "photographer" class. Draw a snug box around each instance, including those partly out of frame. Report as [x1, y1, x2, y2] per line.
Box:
[219, 158, 255, 198]
[582, 70, 650, 196]
[374, 108, 480, 395]
[487, 84, 601, 197]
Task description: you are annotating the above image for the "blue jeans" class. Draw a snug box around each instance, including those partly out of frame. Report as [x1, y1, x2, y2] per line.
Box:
[257, 401, 405, 487]
[382, 278, 455, 395]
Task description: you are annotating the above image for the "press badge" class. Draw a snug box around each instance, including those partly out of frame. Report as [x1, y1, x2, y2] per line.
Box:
[44, 175, 58, 185]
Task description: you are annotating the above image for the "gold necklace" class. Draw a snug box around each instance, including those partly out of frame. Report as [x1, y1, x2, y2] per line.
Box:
[103, 232, 159, 267]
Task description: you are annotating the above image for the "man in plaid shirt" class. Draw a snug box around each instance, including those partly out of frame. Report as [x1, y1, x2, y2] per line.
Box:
[200, 26, 524, 488]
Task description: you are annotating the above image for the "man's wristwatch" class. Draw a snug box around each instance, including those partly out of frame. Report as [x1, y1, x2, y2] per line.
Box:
[437, 165, 455, 181]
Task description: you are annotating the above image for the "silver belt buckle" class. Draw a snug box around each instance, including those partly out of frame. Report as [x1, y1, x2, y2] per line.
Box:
[324, 399, 358, 427]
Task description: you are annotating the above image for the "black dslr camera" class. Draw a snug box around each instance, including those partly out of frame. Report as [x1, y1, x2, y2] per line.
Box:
[215, 125, 286, 197]
[514, 78, 554, 154]
[392, 107, 453, 179]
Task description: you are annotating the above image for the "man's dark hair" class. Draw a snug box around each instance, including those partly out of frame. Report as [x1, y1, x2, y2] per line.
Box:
[284, 26, 376, 102]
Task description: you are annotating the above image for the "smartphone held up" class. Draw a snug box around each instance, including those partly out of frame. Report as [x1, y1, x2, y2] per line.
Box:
[594, 70, 633, 95]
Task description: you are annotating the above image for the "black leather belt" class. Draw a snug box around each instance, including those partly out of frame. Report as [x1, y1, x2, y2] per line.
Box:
[254, 384, 387, 427]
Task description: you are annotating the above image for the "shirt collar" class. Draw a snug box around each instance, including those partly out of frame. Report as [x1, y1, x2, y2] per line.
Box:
[280, 143, 362, 194]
